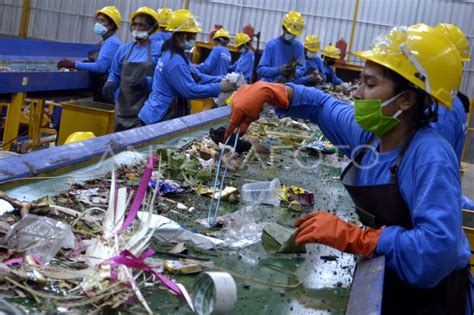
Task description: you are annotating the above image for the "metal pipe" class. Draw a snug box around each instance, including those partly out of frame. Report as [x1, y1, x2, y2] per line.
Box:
[19, 0, 31, 37]
[346, 0, 360, 65]
[183, 0, 190, 9]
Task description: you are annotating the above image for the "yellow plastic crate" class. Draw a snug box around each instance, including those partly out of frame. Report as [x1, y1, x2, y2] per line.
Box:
[58, 99, 114, 145]
[190, 98, 214, 114]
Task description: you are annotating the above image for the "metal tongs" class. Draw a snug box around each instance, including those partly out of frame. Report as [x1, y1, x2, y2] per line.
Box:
[207, 127, 240, 227]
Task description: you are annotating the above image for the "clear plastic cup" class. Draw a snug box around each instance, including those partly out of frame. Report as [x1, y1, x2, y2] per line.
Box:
[241, 178, 281, 207]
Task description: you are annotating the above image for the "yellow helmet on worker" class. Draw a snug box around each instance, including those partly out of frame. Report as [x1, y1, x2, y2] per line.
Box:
[166, 9, 202, 33]
[282, 11, 304, 36]
[434, 23, 471, 62]
[322, 45, 341, 59]
[130, 7, 160, 31]
[96, 6, 121, 29]
[157, 7, 172, 27]
[213, 28, 231, 41]
[64, 132, 96, 145]
[354, 24, 462, 109]
[235, 33, 251, 47]
[304, 35, 321, 53]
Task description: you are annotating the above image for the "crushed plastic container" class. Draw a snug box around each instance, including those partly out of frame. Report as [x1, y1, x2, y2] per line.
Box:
[241, 178, 281, 207]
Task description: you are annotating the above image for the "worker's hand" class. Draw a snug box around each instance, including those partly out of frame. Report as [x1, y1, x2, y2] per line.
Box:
[279, 63, 293, 76]
[102, 81, 118, 101]
[57, 59, 76, 69]
[294, 211, 381, 257]
[224, 81, 289, 140]
[339, 82, 353, 94]
[220, 80, 238, 93]
[307, 74, 321, 84]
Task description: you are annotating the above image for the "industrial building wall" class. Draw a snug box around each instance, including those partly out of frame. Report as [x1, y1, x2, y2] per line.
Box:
[0, 0, 23, 36]
[0, 0, 472, 93]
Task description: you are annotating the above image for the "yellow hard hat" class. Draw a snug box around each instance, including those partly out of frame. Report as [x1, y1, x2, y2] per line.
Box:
[322, 45, 341, 59]
[304, 35, 321, 53]
[235, 33, 251, 47]
[64, 132, 96, 145]
[166, 9, 202, 33]
[282, 11, 304, 36]
[130, 7, 160, 28]
[435, 23, 471, 62]
[96, 6, 121, 28]
[213, 28, 231, 40]
[157, 7, 172, 27]
[354, 24, 462, 109]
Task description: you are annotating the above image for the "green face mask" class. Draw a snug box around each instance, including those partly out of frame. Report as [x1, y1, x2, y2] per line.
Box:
[354, 92, 405, 137]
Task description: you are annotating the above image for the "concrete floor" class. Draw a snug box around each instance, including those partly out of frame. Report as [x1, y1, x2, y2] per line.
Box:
[463, 162, 474, 199]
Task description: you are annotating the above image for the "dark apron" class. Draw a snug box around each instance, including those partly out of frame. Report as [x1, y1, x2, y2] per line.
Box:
[161, 96, 190, 121]
[87, 49, 113, 104]
[341, 136, 468, 315]
[115, 42, 154, 132]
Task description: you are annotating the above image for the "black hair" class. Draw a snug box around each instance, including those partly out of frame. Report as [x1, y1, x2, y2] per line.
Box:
[383, 67, 437, 128]
[215, 37, 229, 46]
[104, 15, 118, 32]
[159, 33, 189, 63]
[133, 14, 158, 34]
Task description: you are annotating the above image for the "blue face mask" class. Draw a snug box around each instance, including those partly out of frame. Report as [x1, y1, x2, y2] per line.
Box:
[93, 23, 108, 36]
[183, 39, 195, 50]
[283, 33, 296, 42]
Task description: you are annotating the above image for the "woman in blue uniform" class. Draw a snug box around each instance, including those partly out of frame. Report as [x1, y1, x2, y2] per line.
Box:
[138, 10, 236, 125]
[150, 7, 172, 42]
[257, 11, 305, 83]
[195, 28, 232, 76]
[228, 33, 255, 83]
[57, 5, 122, 103]
[102, 7, 162, 131]
[320, 44, 343, 86]
[431, 23, 470, 164]
[295, 35, 324, 86]
[225, 24, 472, 314]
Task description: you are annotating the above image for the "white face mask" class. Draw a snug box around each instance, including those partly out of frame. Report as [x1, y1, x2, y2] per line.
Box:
[183, 39, 195, 50]
[306, 52, 317, 59]
[283, 33, 296, 42]
[132, 30, 149, 40]
[240, 47, 246, 53]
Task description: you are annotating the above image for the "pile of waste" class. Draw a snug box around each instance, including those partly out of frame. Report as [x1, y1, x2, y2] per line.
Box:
[0, 109, 356, 313]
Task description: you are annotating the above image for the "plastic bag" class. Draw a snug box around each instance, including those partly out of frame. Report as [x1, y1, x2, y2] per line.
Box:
[3, 214, 75, 264]
[214, 72, 247, 106]
[215, 204, 265, 248]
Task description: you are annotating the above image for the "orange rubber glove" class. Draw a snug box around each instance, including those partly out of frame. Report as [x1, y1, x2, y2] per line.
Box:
[224, 81, 289, 140]
[294, 211, 381, 257]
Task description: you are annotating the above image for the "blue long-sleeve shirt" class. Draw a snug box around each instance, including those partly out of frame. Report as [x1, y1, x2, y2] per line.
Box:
[321, 62, 342, 85]
[76, 34, 121, 73]
[106, 40, 163, 101]
[295, 55, 325, 85]
[257, 37, 305, 82]
[150, 31, 172, 42]
[279, 83, 470, 289]
[138, 50, 221, 125]
[195, 45, 231, 76]
[228, 49, 255, 82]
[431, 95, 468, 164]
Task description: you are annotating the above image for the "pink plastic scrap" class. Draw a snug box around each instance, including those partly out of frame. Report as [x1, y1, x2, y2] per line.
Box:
[3, 257, 24, 266]
[118, 155, 158, 234]
[110, 249, 183, 297]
